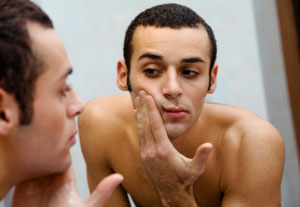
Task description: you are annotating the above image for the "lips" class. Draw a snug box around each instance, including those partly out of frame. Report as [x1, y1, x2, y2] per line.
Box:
[68, 130, 77, 146]
[163, 106, 188, 118]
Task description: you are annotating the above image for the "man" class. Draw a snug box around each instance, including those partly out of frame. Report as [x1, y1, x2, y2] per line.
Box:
[79, 3, 285, 207]
[0, 0, 122, 206]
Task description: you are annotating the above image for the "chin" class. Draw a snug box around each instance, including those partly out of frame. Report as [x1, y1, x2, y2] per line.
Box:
[167, 132, 184, 140]
[44, 153, 72, 175]
[165, 124, 187, 140]
[56, 154, 72, 172]
[21, 154, 71, 181]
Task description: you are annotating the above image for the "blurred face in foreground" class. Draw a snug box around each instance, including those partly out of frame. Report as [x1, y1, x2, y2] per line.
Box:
[10, 21, 84, 178]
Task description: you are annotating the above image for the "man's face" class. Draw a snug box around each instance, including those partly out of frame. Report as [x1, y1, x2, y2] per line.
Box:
[11, 22, 83, 177]
[127, 26, 217, 139]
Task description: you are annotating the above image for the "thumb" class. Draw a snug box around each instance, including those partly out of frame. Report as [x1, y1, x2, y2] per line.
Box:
[86, 173, 123, 206]
[192, 143, 213, 173]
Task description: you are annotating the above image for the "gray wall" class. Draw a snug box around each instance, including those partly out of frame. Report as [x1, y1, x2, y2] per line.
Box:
[4, 0, 299, 206]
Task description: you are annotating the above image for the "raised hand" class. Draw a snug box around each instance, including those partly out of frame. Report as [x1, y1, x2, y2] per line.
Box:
[12, 165, 123, 207]
[135, 90, 212, 207]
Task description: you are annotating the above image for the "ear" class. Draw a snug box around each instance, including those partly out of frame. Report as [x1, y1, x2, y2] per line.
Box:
[208, 64, 218, 94]
[117, 60, 129, 91]
[0, 89, 19, 136]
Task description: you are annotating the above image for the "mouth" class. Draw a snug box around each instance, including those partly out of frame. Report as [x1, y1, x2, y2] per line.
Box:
[162, 106, 188, 118]
[68, 131, 77, 146]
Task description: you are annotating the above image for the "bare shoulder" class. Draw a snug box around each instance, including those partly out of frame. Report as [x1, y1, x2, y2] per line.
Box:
[205, 103, 284, 205]
[211, 103, 283, 151]
[222, 104, 285, 173]
[78, 95, 135, 204]
[79, 94, 133, 126]
[78, 94, 134, 159]
[204, 103, 283, 146]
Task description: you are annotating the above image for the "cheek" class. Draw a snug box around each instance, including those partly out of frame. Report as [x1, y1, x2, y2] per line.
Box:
[34, 100, 66, 136]
[192, 93, 206, 115]
[130, 75, 161, 101]
[184, 82, 208, 108]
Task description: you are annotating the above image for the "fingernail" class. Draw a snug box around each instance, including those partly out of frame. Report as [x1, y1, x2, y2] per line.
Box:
[139, 90, 147, 97]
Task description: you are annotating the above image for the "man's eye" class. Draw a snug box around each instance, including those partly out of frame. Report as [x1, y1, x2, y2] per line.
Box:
[182, 70, 199, 78]
[143, 68, 161, 77]
[61, 85, 71, 97]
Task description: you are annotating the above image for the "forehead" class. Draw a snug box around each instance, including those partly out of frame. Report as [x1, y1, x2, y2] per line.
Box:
[131, 25, 211, 61]
[26, 21, 71, 85]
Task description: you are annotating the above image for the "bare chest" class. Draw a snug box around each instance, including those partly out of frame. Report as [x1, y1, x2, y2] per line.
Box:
[111, 141, 223, 207]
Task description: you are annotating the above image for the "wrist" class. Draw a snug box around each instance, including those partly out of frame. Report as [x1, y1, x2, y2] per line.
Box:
[158, 186, 199, 207]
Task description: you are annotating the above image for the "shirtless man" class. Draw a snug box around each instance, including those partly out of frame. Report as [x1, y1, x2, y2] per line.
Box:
[0, 0, 122, 206]
[79, 3, 285, 207]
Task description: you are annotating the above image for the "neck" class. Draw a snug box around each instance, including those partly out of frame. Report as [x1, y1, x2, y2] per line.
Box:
[172, 111, 208, 156]
[0, 139, 19, 200]
[0, 183, 11, 200]
[0, 159, 14, 200]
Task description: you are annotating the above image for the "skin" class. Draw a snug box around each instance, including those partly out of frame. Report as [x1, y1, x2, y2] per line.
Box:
[0, 21, 123, 206]
[79, 25, 285, 207]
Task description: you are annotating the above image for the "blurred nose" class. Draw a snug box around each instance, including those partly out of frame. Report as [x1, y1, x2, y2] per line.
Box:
[67, 89, 84, 118]
[162, 69, 182, 99]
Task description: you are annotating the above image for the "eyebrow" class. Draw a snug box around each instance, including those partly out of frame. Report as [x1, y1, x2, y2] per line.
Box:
[181, 57, 205, 64]
[138, 53, 163, 61]
[58, 67, 73, 81]
[137, 53, 206, 64]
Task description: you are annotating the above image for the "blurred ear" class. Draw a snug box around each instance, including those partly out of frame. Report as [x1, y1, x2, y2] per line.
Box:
[117, 60, 129, 91]
[0, 89, 19, 136]
[208, 64, 218, 94]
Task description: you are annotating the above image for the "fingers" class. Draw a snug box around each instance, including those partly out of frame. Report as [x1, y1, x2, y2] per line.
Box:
[145, 93, 169, 145]
[87, 173, 123, 206]
[136, 90, 168, 144]
[135, 96, 145, 147]
[135, 91, 155, 149]
[192, 143, 213, 173]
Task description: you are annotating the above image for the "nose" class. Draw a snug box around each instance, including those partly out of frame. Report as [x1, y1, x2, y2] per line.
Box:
[67, 88, 84, 118]
[162, 69, 182, 99]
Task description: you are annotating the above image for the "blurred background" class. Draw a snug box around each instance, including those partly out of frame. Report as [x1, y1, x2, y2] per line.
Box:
[4, 0, 300, 206]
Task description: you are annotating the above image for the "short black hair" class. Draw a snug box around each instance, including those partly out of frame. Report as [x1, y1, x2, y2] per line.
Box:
[0, 0, 53, 125]
[123, 3, 217, 91]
